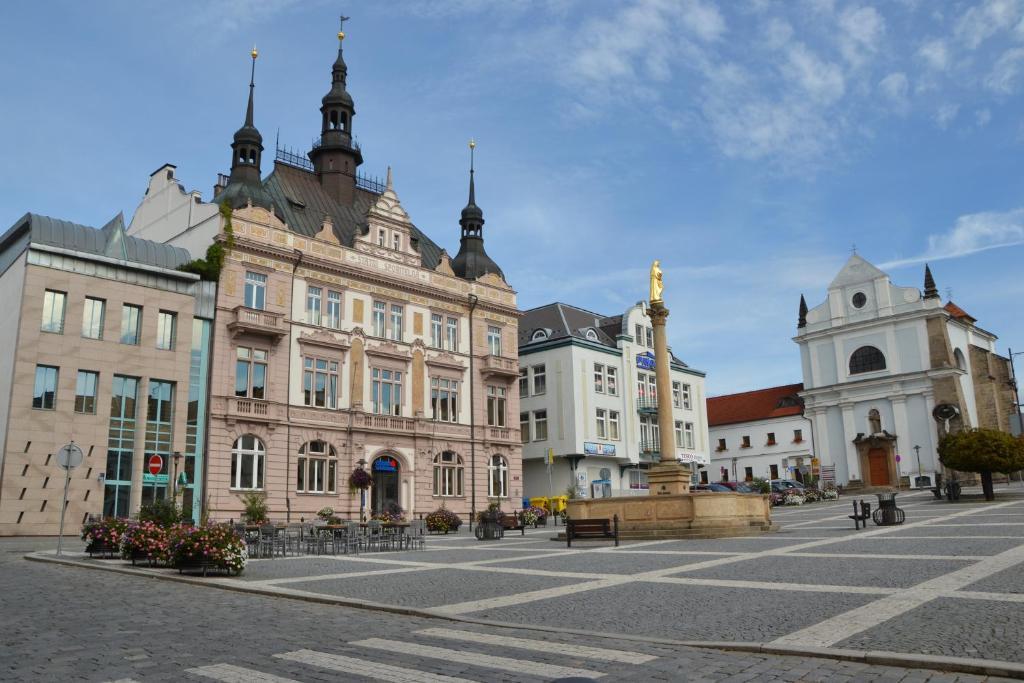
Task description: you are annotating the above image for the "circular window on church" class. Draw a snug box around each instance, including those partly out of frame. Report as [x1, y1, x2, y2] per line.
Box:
[852, 292, 867, 308]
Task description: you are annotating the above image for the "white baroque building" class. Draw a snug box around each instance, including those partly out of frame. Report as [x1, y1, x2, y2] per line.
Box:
[518, 302, 709, 501]
[796, 255, 1015, 489]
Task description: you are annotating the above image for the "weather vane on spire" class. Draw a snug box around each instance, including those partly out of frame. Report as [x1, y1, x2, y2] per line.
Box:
[469, 138, 476, 172]
[339, 14, 350, 41]
[249, 44, 258, 85]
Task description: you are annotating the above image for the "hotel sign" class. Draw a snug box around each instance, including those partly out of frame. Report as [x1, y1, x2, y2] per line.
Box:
[583, 442, 616, 456]
[636, 352, 655, 370]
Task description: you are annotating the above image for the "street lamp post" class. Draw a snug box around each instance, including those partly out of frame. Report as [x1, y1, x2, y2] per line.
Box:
[357, 459, 367, 522]
[913, 445, 923, 487]
[171, 451, 183, 502]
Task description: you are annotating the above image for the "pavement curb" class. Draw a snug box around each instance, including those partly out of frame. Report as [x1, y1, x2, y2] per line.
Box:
[26, 551, 1024, 680]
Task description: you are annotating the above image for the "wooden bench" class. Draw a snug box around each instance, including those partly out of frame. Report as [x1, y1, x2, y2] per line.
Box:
[498, 513, 525, 537]
[848, 500, 871, 530]
[566, 515, 619, 547]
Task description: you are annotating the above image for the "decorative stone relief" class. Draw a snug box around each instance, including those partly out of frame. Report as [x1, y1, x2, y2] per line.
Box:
[412, 349, 425, 417]
[316, 216, 340, 245]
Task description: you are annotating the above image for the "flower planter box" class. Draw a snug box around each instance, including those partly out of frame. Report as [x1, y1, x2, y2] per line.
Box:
[474, 521, 503, 541]
[129, 550, 167, 568]
[85, 542, 119, 559]
[176, 556, 237, 577]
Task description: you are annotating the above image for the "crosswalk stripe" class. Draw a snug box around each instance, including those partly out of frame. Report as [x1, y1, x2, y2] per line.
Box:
[414, 627, 657, 664]
[274, 649, 475, 683]
[352, 637, 606, 679]
[186, 663, 300, 682]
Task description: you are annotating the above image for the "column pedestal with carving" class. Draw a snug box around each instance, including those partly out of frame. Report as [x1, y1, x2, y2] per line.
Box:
[647, 300, 691, 494]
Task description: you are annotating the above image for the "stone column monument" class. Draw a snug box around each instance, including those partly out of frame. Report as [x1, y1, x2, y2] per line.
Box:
[646, 260, 692, 495]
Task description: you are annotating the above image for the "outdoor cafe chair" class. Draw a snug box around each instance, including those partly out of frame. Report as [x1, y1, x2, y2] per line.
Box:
[284, 524, 303, 555]
[258, 524, 285, 559]
[365, 520, 383, 552]
[406, 519, 426, 551]
[345, 521, 362, 554]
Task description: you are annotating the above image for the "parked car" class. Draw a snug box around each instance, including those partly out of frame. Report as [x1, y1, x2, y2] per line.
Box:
[774, 479, 805, 491]
[718, 481, 756, 493]
[692, 483, 731, 492]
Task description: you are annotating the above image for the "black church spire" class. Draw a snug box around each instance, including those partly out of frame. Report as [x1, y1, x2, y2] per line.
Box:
[452, 140, 504, 281]
[218, 47, 275, 210]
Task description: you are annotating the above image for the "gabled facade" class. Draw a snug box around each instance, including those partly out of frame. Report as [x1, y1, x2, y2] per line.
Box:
[518, 301, 708, 500]
[795, 255, 1015, 489]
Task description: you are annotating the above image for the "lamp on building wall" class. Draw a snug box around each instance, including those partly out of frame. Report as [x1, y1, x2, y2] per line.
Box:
[171, 451, 183, 500]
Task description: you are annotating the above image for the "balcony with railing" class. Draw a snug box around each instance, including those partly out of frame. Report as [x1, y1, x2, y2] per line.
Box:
[227, 305, 286, 340]
[639, 438, 661, 456]
[353, 412, 417, 433]
[224, 397, 285, 423]
[481, 355, 519, 379]
[636, 396, 659, 414]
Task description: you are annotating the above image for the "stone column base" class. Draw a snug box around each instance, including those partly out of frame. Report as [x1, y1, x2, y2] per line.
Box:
[648, 461, 692, 495]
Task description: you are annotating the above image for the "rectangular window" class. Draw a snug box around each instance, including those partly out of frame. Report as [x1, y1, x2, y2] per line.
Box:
[307, 286, 322, 326]
[487, 385, 506, 427]
[378, 229, 386, 246]
[634, 323, 643, 345]
[392, 233, 401, 250]
[672, 381, 682, 408]
[297, 441, 336, 494]
[326, 290, 342, 329]
[534, 409, 548, 440]
[518, 368, 529, 398]
[235, 347, 267, 399]
[767, 432, 777, 446]
[104, 376, 137, 516]
[487, 325, 502, 356]
[372, 301, 386, 337]
[717, 438, 727, 451]
[430, 377, 459, 423]
[430, 314, 443, 348]
[629, 469, 649, 490]
[609, 410, 620, 440]
[742, 435, 751, 448]
[156, 311, 176, 350]
[121, 304, 142, 345]
[606, 367, 618, 396]
[244, 271, 266, 310]
[700, 470, 709, 484]
[532, 364, 546, 395]
[674, 420, 683, 447]
[596, 408, 607, 439]
[390, 304, 403, 341]
[682, 383, 692, 409]
[793, 429, 803, 443]
[74, 370, 98, 414]
[520, 412, 530, 443]
[32, 365, 58, 410]
[371, 367, 403, 416]
[594, 363, 605, 393]
[81, 297, 105, 340]
[433, 451, 464, 497]
[770, 464, 779, 479]
[744, 466, 754, 481]
[231, 434, 264, 491]
[683, 421, 695, 449]
[144, 380, 175, 501]
[646, 327, 654, 348]
[41, 290, 66, 333]
[303, 357, 339, 409]
[446, 317, 458, 351]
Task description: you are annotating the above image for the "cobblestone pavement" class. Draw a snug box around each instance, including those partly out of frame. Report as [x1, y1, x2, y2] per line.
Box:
[8, 485, 1024, 681]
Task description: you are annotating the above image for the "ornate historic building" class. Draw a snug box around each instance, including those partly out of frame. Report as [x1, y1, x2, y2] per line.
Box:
[128, 28, 520, 522]
[795, 255, 1015, 489]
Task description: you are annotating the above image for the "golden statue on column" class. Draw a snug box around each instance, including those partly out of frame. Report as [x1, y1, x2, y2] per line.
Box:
[649, 260, 664, 304]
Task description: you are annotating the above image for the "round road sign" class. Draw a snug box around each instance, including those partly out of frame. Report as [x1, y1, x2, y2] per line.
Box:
[148, 454, 164, 476]
[56, 443, 83, 470]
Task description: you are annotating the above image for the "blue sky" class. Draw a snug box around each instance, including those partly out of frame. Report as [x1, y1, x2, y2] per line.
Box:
[2, 1, 1022, 394]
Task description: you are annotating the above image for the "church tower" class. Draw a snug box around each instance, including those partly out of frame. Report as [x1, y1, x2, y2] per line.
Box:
[217, 47, 275, 210]
[308, 17, 363, 206]
[451, 140, 504, 281]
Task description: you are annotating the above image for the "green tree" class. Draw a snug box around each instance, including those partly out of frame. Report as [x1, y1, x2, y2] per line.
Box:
[938, 428, 1024, 501]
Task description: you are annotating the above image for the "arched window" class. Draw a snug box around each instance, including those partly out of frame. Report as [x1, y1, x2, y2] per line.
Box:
[868, 409, 882, 435]
[297, 440, 337, 494]
[954, 348, 966, 371]
[531, 329, 548, 342]
[340, 112, 348, 131]
[329, 110, 338, 130]
[488, 454, 509, 498]
[849, 346, 886, 374]
[433, 451, 464, 497]
[585, 329, 599, 341]
[231, 435, 265, 490]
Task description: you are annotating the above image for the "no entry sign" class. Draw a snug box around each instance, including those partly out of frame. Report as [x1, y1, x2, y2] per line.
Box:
[148, 454, 164, 476]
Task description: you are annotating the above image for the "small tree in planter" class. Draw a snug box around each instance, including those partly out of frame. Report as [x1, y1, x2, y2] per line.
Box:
[138, 499, 183, 528]
[240, 492, 269, 525]
[939, 428, 1024, 502]
[317, 507, 342, 524]
[120, 521, 171, 566]
[81, 518, 130, 557]
[172, 524, 246, 576]
[475, 502, 503, 540]
[425, 506, 462, 534]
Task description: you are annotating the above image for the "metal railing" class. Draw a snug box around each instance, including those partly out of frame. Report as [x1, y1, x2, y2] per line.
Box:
[639, 439, 660, 454]
[636, 397, 659, 412]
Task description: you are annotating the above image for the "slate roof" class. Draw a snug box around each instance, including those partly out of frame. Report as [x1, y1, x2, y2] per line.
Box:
[263, 161, 443, 270]
[2, 212, 192, 270]
[707, 383, 805, 427]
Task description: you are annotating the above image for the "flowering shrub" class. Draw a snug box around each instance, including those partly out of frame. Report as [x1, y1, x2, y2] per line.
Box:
[425, 506, 462, 533]
[317, 507, 335, 519]
[120, 521, 171, 565]
[521, 506, 547, 525]
[349, 468, 372, 491]
[371, 502, 405, 524]
[171, 524, 246, 574]
[784, 493, 806, 506]
[81, 518, 130, 553]
[821, 489, 839, 500]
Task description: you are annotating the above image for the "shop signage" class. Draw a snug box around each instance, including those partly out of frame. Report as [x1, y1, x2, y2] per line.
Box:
[583, 442, 616, 456]
[636, 352, 656, 370]
[676, 452, 709, 465]
[373, 457, 398, 472]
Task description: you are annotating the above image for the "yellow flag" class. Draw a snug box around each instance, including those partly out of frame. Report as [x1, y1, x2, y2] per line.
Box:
[547, 448, 555, 464]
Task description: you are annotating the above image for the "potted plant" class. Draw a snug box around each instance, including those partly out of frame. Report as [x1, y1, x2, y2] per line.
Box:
[240, 492, 269, 526]
[120, 520, 171, 567]
[349, 468, 372, 492]
[138, 499, 182, 528]
[172, 524, 246, 576]
[81, 518, 129, 558]
[474, 502, 503, 540]
[371, 502, 406, 525]
[521, 506, 546, 528]
[425, 506, 462, 534]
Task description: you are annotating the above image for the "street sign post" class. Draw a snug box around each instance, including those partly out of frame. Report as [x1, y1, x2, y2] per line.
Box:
[55, 442, 83, 556]
[148, 454, 164, 476]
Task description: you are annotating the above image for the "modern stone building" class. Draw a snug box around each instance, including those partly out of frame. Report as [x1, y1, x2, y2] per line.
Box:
[708, 384, 815, 484]
[795, 255, 1016, 489]
[0, 213, 214, 535]
[127, 29, 521, 523]
[518, 301, 709, 501]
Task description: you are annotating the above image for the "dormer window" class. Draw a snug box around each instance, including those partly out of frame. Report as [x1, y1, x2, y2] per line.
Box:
[531, 329, 548, 342]
[585, 329, 599, 342]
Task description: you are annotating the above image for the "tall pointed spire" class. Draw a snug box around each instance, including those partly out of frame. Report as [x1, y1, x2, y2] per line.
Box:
[923, 263, 939, 299]
[218, 46, 275, 210]
[452, 139, 503, 281]
[244, 45, 257, 128]
[798, 294, 808, 328]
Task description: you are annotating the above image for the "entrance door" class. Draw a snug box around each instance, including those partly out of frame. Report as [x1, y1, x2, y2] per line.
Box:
[867, 448, 890, 486]
[371, 455, 401, 514]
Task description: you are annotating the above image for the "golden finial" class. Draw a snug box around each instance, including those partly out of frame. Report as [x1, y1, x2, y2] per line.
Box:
[338, 31, 345, 41]
[339, 14, 350, 42]
[251, 44, 258, 59]
[469, 138, 476, 149]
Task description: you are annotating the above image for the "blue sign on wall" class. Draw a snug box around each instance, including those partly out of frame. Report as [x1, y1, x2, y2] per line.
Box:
[583, 442, 616, 456]
[373, 457, 398, 472]
[636, 352, 655, 370]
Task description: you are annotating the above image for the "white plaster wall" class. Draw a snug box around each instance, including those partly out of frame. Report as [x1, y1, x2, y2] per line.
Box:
[709, 415, 813, 481]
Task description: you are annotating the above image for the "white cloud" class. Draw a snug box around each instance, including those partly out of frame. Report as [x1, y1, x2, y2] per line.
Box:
[976, 108, 993, 126]
[763, 18, 794, 49]
[782, 44, 846, 103]
[955, 0, 1022, 49]
[918, 39, 950, 71]
[879, 72, 909, 112]
[838, 5, 886, 67]
[984, 47, 1024, 93]
[881, 207, 1024, 268]
[935, 103, 960, 128]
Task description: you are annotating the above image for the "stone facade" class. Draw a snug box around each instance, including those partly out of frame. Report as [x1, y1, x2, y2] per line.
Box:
[969, 344, 1016, 432]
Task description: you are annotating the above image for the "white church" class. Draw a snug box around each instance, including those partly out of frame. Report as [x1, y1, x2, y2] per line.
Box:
[795, 255, 1015, 490]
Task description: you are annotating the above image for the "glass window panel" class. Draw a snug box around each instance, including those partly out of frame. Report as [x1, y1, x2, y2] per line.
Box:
[82, 297, 105, 339]
[41, 290, 66, 333]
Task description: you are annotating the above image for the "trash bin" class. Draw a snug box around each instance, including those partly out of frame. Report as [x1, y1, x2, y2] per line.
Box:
[529, 496, 550, 513]
[522, 497, 531, 510]
[549, 495, 568, 515]
[874, 492, 902, 525]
